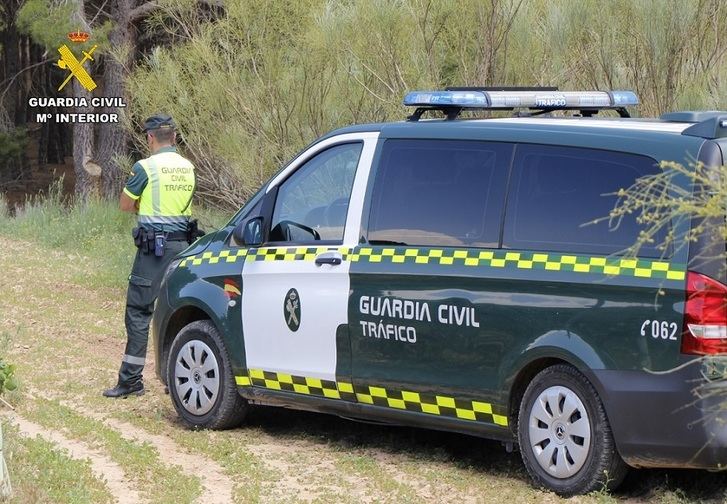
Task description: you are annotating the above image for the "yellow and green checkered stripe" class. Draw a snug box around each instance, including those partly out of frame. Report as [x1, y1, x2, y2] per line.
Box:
[179, 247, 327, 267]
[235, 369, 508, 427]
[235, 369, 354, 401]
[346, 248, 685, 280]
[180, 249, 250, 267]
[180, 246, 685, 281]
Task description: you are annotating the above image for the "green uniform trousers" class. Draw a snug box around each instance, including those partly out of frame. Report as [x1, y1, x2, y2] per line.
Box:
[118, 239, 189, 386]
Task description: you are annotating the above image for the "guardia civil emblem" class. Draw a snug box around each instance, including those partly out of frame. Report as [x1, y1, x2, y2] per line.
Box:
[284, 288, 301, 332]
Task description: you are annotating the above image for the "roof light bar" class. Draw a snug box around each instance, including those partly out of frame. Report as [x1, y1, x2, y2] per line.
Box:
[403, 90, 639, 110]
[403, 90, 489, 107]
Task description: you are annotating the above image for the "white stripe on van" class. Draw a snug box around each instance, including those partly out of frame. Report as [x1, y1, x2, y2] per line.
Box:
[482, 118, 691, 133]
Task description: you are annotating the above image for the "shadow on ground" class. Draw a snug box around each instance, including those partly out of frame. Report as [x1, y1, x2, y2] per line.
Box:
[233, 405, 726, 502]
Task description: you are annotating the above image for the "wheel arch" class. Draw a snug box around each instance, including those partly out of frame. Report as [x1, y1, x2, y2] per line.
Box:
[508, 356, 565, 430]
[505, 349, 608, 433]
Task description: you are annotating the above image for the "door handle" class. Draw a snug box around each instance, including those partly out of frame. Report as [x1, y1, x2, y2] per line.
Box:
[315, 251, 342, 266]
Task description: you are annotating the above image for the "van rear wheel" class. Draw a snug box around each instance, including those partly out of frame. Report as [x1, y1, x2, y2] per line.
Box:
[517, 364, 627, 496]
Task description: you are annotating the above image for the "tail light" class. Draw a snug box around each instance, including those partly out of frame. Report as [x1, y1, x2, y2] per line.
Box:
[682, 271, 727, 355]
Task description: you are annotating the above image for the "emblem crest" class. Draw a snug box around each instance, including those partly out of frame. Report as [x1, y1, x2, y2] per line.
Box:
[284, 288, 301, 332]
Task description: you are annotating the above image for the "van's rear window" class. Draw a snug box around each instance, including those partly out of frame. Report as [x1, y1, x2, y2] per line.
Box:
[503, 144, 670, 258]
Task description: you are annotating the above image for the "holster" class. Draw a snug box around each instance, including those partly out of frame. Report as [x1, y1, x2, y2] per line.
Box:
[132, 227, 142, 248]
[132, 227, 156, 255]
[186, 219, 206, 244]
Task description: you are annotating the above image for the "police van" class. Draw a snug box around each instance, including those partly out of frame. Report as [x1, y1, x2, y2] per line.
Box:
[152, 88, 727, 495]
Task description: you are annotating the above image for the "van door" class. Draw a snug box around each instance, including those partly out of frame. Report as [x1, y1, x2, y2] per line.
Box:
[349, 139, 513, 428]
[241, 133, 378, 391]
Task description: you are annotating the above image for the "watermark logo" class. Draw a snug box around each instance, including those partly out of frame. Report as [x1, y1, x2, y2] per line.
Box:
[57, 31, 97, 92]
[29, 30, 126, 125]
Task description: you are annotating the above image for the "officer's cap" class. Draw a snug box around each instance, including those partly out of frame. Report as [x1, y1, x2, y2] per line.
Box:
[143, 113, 176, 133]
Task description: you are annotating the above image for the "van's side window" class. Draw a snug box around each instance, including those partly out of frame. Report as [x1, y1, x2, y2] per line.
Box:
[503, 145, 668, 257]
[368, 140, 512, 248]
[270, 142, 362, 243]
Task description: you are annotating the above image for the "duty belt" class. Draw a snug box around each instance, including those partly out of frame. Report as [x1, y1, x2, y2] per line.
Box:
[166, 231, 189, 242]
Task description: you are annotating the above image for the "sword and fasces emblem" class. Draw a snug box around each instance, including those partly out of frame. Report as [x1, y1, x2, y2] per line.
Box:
[284, 288, 301, 332]
[57, 31, 97, 92]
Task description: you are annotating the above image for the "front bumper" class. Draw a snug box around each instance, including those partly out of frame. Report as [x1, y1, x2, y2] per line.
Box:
[594, 358, 727, 470]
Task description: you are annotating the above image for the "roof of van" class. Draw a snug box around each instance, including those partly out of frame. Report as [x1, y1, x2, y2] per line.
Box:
[327, 116, 695, 135]
[323, 116, 708, 164]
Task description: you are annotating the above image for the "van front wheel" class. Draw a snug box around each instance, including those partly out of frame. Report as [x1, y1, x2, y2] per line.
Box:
[517, 364, 627, 496]
[167, 320, 247, 430]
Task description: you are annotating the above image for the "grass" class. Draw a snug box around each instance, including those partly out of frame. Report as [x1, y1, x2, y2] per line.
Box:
[0, 183, 231, 289]
[18, 398, 202, 504]
[3, 424, 114, 504]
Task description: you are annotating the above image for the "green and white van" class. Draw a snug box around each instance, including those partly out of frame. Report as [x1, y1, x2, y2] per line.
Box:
[152, 89, 727, 495]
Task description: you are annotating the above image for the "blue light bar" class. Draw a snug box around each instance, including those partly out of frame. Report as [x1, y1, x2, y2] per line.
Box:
[403, 91, 489, 107]
[403, 90, 639, 109]
[609, 91, 639, 106]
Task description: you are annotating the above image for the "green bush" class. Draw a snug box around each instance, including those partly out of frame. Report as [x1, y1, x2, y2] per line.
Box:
[125, 0, 727, 211]
[0, 182, 231, 288]
[607, 162, 726, 267]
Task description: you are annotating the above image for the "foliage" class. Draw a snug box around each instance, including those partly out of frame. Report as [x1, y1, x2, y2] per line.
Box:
[0, 362, 17, 396]
[0, 128, 27, 180]
[0, 194, 8, 220]
[16, 0, 112, 54]
[124, 0, 727, 211]
[0, 180, 136, 287]
[0, 129, 26, 157]
[607, 162, 726, 270]
[0, 181, 229, 288]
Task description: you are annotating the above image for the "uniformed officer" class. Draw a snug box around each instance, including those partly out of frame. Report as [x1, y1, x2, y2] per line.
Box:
[103, 114, 196, 398]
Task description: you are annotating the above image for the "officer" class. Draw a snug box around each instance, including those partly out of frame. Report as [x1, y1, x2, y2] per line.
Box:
[103, 114, 196, 398]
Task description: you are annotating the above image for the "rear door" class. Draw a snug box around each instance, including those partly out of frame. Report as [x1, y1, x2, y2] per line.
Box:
[241, 133, 377, 390]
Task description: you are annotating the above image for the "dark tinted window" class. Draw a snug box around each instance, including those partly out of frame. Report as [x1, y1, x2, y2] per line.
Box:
[368, 140, 511, 247]
[503, 144, 668, 257]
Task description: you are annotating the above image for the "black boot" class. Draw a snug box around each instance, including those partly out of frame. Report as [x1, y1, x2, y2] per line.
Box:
[103, 381, 145, 398]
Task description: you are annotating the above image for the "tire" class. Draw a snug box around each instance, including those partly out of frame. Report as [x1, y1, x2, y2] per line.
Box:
[167, 320, 248, 429]
[517, 364, 628, 496]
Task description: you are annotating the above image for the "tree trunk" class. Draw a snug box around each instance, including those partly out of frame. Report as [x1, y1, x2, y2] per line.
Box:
[71, 80, 98, 200]
[98, 0, 135, 198]
[67, 0, 101, 200]
[2, 1, 21, 128]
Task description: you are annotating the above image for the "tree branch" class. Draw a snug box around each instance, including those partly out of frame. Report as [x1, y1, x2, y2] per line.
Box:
[129, 1, 159, 21]
[90, 0, 111, 25]
[0, 58, 53, 104]
[129, 0, 222, 21]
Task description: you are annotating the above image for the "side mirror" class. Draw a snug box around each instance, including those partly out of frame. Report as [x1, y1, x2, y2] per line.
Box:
[233, 216, 264, 247]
